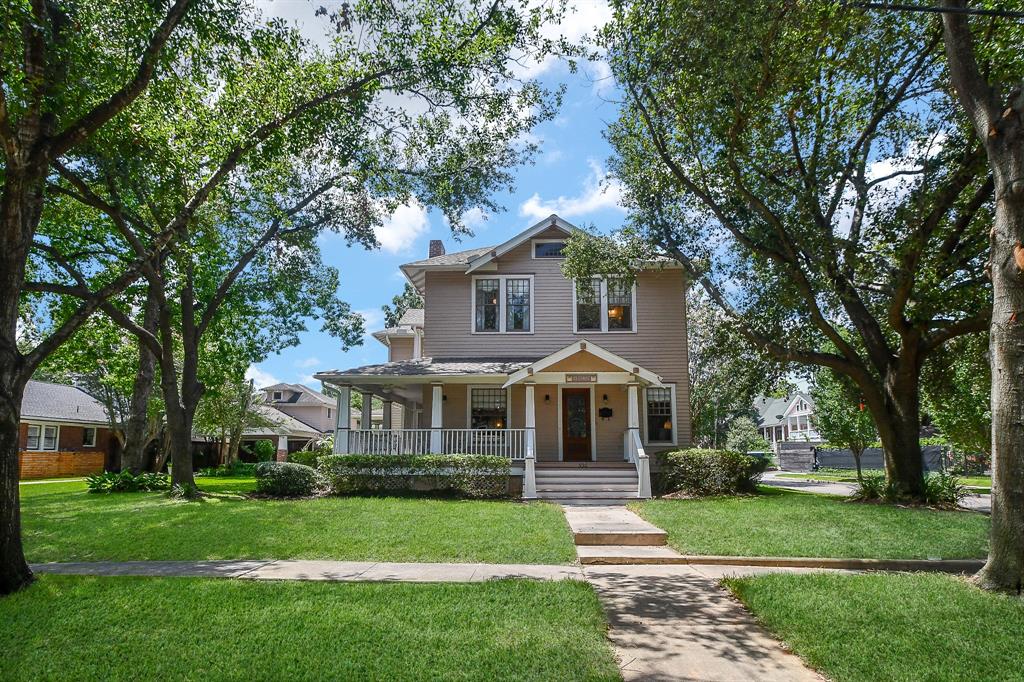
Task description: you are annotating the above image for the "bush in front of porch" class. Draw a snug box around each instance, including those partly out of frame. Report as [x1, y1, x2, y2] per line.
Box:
[319, 454, 511, 499]
[657, 448, 769, 497]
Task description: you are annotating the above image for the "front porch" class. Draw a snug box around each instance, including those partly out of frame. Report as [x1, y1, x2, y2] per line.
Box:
[315, 341, 661, 500]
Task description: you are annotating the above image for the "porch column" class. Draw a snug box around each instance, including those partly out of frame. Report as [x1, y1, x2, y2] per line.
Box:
[430, 383, 443, 453]
[333, 386, 351, 453]
[523, 383, 537, 499]
[360, 391, 373, 430]
[276, 435, 288, 462]
[382, 400, 393, 430]
[626, 383, 640, 459]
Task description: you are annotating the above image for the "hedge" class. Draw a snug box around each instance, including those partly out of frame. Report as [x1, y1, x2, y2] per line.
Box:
[658, 448, 768, 497]
[317, 453, 511, 499]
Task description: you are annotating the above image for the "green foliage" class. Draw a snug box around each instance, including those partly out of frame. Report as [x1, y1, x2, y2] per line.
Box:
[659, 448, 768, 497]
[923, 333, 991, 457]
[724, 416, 770, 453]
[289, 435, 334, 469]
[853, 472, 967, 508]
[253, 461, 325, 498]
[318, 454, 511, 499]
[382, 283, 424, 328]
[197, 461, 257, 478]
[251, 439, 276, 463]
[811, 368, 876, 471]
[86, 471, 170, 493]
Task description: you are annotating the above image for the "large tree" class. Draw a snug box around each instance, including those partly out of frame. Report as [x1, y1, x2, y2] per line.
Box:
[922, 332, 990, 462]
[3, 0, 566, 593]
[382, 283, 424, 328]
[568, 1, 992, 502]
[939, 0, 1024, 592]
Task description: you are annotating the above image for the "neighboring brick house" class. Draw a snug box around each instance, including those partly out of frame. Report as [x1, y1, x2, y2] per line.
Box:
[315, 214, 692, 502]
[18, 380, 118, 479]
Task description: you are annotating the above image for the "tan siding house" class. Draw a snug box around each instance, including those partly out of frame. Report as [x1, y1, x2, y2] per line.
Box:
[316, 215, 691, 500]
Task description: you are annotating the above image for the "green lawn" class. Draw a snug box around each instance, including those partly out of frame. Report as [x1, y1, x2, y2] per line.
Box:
[632, 487, 988, 559]
[726, 572, 1024, 682]
[20, 478, 576, 565]
[776, 472, 992, 491]
[0, 575, 619, 681]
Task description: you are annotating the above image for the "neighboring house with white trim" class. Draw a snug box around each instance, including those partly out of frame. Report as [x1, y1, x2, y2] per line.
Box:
[18, 380, 117, 479]
[314, 214, 692, 501]
[754, 393, 821, 444]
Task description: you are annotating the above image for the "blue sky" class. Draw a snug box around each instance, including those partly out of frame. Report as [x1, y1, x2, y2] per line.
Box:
[248, 1, 625, 389]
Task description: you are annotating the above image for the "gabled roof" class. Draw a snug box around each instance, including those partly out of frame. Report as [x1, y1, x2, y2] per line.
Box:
[502, 340, 663, 388]
[245, 405, 323, 437]
[21, 380, 109, 425]
[464, 214, 578, 273]
[754, 393, 814, 428]
[398, 308, 424, 326]
[262, 383, 333, 407]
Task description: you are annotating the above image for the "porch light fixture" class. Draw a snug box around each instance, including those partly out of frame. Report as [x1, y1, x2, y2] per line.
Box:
[602, 394, 609, 404]
[544, 394, 550, 403]
[495, 418, 504, 429]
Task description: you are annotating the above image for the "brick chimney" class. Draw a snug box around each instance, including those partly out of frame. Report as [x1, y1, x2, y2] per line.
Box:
[428, 239, 445, 258]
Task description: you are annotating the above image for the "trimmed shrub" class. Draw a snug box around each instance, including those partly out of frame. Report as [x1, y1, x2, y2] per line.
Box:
[251, 439, 276, 462]
[289, 436, 333, 469]
[853, 471, 967, 508]
[658, 448, 768, 497]
[253, 461, 324, 498]
[87, 471, 171, 493]
[318, 453, 511, 499]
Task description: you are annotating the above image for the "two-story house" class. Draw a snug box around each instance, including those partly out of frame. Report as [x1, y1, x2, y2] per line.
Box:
[314, 215, 692, 501]
[754, 393, 821, 445]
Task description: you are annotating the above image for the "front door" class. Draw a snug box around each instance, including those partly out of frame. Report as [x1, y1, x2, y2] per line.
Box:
[561, 388, 592, 461]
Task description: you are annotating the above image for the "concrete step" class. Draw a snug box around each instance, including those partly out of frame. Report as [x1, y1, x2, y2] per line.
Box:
[576, 545, 685, 564]
[537, 484, 639, 493]
[538, 490, 642, 499]
[536, 476, 638, 485]
[573, 529, 667, 546]
[536, 472, 638, 480]
[541, 497, 640, 506]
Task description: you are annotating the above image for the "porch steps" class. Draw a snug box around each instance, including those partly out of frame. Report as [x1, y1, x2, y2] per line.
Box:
[535, 466, 641, 505]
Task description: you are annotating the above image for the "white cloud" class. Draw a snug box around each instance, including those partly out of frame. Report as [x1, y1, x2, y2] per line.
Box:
[542, 148, 565, 165]
[245, 365, 280, 389]
[375, 201, 430, 254]
[519, 159, 624, 219]
[294, 356, 321, 368]
[297, 373, 319, 386]
[589, 59, 614, 97]
[357, 308, 385, 338]
[461, 207, 488, 230]
[513, 0, 614, 80]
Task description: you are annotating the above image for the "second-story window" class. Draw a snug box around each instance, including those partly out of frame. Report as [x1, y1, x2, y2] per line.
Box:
[574, 278, 637, 333]
[473, 275, 533, 333]
[506, 278, 531, 331]
[475, 279, 500, 332]
[576, 280, 602, 331]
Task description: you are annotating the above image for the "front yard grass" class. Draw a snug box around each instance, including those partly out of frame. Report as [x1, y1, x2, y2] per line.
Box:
[725, 572, 1024, 682]
[776, 471, 992, 491]
[632, 487, 988, 559]
[0, 575, 619, 681]
[21, 479, 576, 565]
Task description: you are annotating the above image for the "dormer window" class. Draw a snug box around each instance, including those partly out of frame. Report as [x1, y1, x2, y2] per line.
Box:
[272, 391, 282, 401]
[533, 239, 566, 258]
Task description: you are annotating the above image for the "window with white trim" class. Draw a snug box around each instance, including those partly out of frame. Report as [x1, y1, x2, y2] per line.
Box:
[272, 391, 282, 400]
[82, 427, 96, 447]
[470, 388, 507, 429]
[573, 278, 637, 333]
[472, 275, 533, 333]
[26, 424, 58, 451]
[645, 387, 675, 444]
[533, 239, 566, 258]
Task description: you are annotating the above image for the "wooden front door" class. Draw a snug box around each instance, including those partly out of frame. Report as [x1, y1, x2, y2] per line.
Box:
[561, 388, 592, 461]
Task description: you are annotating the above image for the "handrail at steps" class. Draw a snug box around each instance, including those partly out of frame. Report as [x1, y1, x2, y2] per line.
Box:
[626, 429, 652, 498]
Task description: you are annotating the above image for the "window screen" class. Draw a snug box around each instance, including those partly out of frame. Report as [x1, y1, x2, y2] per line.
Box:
[505, 278, 530, 331]
[475, 279, 500, 332]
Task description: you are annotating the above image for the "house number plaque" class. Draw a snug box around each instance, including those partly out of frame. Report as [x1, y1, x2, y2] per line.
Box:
[566, 373, 597, 383]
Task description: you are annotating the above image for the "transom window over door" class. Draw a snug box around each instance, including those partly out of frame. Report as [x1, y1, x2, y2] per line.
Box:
[573, 278, 637, 332]
[470, 388, 507, 429]
[472, 275, 533, 333]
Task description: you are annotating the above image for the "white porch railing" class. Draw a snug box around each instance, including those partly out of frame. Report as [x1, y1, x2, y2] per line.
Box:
[347, 428, 527, 459]
[624, 429, 652, 498]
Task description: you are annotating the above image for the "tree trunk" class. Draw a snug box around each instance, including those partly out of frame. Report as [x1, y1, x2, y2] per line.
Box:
[120, 286, 160, 473]
[975, 161, 1024, 593]
[0, 369, 33, 595]
[853, 449, 864, 484]
[876, 368, 926, 500]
